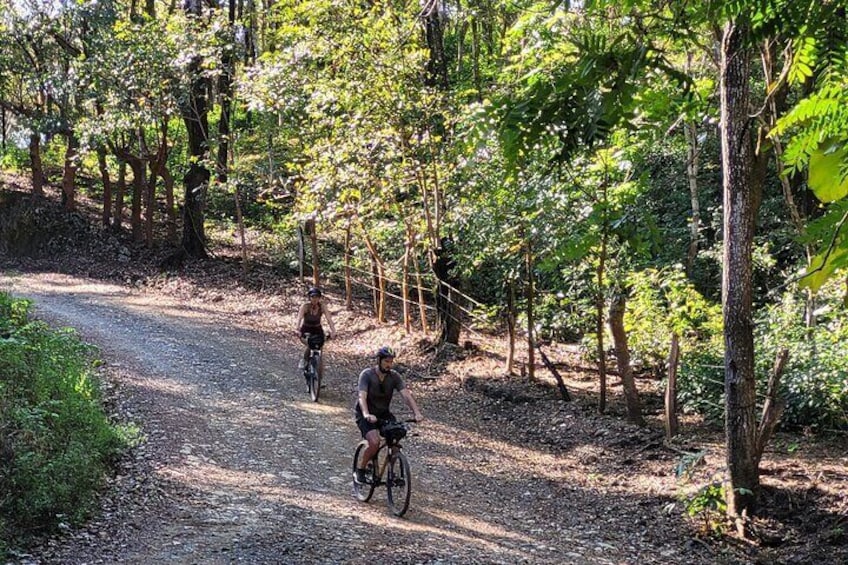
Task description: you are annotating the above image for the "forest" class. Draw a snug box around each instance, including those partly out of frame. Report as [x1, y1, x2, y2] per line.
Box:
[1, 0, 847, 562]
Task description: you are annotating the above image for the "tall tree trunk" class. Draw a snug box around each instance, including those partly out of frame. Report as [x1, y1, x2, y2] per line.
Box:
[422, 0, 448, 89]
[608, 294, 645, 426]
[216, 0, 236, 185]
[97, 147, 112, 227]
[720, 18, 763, 526]
[685, 120, 701, 274]
[28, 133, 45, 197]
[180, 0, 211, 258]
[433, 237, 460, 344]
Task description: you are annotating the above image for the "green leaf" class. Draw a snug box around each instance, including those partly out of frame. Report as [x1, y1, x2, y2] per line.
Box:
[808, 143, 848, 203]
[801, 243, 848, 292]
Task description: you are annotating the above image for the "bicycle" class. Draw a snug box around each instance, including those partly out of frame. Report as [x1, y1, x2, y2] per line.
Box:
[301, 332, 325, 402]
[352, 418, 416, 517]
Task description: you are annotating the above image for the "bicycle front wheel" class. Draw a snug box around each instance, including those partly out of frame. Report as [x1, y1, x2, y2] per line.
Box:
[386, 451, 411, 517]
[308, 355, 320, 402]
[352, 442, 376, 502]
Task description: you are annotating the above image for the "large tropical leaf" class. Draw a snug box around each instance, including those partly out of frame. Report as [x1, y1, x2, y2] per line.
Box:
[807, 141, 848, 203]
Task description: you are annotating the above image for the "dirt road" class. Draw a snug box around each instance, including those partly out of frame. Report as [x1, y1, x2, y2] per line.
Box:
[1, 271, 720, 564]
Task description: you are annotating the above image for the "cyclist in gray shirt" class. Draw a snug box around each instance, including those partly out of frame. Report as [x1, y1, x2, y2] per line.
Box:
[354, 346, 423, 483]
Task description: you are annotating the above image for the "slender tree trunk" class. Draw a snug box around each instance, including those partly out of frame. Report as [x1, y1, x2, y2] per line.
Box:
[1, 107, 6, 151]
[403, 226, 413, 333]
[144, 160, 158, 246]
[471, 16, 482, 101]
[608, 295, 645, 426]
[297, 224, 305, 284]
[309, 218, 319, 286]
[596, 223, 609, 414]
[362, 228, 386, 322]
[114, 159, 127, 231]
[506, 279, 516, 375]
[97, 148, 112, 227]
[526, 237, 535, 380]
[665, 334, 681, 439]
[685, 120, 701, 274]
[720, 18, 763, 525]
[234, 182, 247, 274]
[414, 249, 428, 334]
[159, 158, 177, 243]
[344, 218, 353, 309]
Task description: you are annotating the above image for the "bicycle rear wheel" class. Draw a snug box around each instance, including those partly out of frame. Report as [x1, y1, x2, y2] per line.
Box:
[352, 442, 376, 502]
[386, 451, 411, 517]
[308, 354, 321, 402]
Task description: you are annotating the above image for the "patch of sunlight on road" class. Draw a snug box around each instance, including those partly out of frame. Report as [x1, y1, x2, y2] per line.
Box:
[258, 483, 535, 560]
[157, 456, 535, 561]
[291, 401, 346, 416]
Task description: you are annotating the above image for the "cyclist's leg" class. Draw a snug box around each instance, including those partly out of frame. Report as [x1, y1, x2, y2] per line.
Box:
[355, 415, 381, 476]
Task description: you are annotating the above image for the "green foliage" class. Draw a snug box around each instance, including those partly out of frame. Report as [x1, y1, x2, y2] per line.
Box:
[760, 284, 848, 430]
[682, 481, 727, 535]
[0, 146, 30, 172]
[0, 292, 132, 551]
[677, 281, 848, 430]
[625, 266, 722, 376]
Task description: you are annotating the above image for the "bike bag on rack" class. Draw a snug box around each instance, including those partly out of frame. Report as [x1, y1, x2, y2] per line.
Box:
[380, 421, 407, 441]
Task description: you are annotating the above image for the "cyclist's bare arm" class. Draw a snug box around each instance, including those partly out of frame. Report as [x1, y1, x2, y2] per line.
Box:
[322, 305, 336, 337]
[359, 391, 376, 422]
[400, 389, 423, 422]
[294, 304, 307, 333]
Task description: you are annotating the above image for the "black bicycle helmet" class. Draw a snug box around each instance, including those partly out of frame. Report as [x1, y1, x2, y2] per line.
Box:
[376, 346, 396, 359]
[307, 287, 322, 297]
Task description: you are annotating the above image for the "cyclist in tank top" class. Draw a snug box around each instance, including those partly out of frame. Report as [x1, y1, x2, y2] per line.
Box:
[295, 287, 335, 369]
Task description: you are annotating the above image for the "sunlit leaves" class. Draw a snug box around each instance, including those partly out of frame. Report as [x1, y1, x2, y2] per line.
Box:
[807, 141, 848, 203]
[800, 200, 848, 291]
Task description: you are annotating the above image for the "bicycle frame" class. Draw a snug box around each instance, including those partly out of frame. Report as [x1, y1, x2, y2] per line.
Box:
[352, 419, 414, 516]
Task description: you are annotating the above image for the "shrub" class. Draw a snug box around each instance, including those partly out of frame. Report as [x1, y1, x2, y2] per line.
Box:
[0, 292, 132, 552]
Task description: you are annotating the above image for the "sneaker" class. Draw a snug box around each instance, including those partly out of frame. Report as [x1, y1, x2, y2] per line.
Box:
[354, 468, 367, 484]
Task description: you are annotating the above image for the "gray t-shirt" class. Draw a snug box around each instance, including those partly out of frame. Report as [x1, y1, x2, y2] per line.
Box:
[357, 367, 405, 418]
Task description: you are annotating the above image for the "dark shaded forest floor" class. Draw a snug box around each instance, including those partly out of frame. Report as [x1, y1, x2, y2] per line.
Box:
[1, 177, 847, 564]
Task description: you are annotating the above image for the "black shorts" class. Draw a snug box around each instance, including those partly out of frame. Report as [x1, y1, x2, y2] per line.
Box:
[355, 410, 394, 438]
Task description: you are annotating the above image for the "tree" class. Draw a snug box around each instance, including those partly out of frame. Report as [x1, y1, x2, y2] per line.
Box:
[179, 0, 212, 259]
[718, 15, 765, 523]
